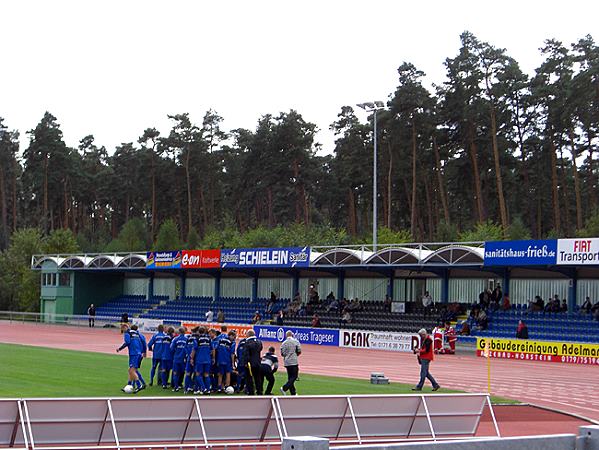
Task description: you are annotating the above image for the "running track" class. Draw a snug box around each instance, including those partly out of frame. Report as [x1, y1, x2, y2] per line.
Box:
[1, 322, 598, 426]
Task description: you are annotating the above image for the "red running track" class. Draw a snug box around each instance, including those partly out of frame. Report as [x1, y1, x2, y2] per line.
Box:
[1, 322, 598, 432]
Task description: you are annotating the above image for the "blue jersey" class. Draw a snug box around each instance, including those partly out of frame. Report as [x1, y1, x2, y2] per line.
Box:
[148, 331, 166, 360]
[196, 334, 212, 364]
[186, 333, 199, 358]
[236, 338, 247, 365]
[171, 334, 188, 363]
[216, 336, 234, 364]
[161, 334, 174, 361]
[119, 329, 145, 356]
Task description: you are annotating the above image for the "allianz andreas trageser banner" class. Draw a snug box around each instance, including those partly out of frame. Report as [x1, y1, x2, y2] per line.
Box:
[477, 337, 599, 365]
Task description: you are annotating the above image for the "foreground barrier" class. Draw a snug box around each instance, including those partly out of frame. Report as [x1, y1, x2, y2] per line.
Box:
[0, 394, 498, 449]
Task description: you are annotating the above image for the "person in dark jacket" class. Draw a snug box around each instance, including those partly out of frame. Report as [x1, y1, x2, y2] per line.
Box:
[87, 304, 96, 327]
[260, 347, 279, 395]
[243, 330, 263, 395]
[516, 320, 529, 339]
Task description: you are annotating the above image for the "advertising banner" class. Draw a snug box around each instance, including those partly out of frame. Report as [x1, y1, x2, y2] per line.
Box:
[181, 250, 221, 269]
[221, 247, 310, 268]
[557, 238, 599, 265]
[132, 318, 163, 333]
[484, 240, 557, 266]
[340, 329, 418, 352]
[146, 251, 182, 269]
[476, 337, 599, 365]
[253, 325, 339, 346]
[181, 322, 253, 338]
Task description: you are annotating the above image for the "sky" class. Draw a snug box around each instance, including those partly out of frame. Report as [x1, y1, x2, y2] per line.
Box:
[1, 0, 598, 156]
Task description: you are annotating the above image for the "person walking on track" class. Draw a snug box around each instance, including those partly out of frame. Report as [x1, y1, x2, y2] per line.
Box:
[412, 328, 440, 391]
[280, 331, 301, 396]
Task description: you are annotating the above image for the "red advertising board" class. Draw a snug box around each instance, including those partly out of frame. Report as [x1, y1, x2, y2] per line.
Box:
[181, 249, 221, 268]
[181, 322, 253, 338]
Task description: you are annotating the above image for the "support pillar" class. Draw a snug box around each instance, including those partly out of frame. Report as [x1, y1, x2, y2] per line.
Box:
[568, 270, 577, 312]
[148, 274, 154, 300]
[292, 272, 300, 299]
[387, 271, 394, 300]
[252, 275, 258, 303]
[213, 273, 221, 302]
[337, 271, 345, 301]
[441, 269, 449, 304]
[179, 273, 186, 300]
[502, 268, 510, 298]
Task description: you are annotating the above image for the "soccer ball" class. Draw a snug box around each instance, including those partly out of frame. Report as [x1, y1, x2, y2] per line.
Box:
[224, 386, 235, 395]
[123, 385, 135, 394]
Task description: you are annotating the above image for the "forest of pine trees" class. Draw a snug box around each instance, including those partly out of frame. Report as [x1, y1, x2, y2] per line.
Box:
[1, 32, 599, 311]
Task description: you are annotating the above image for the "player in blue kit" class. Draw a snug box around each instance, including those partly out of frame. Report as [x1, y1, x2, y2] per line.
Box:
[216, 330, 236, 391]
[147, 324, 166, 386]
[170, 327, 188, 392]
[209, 328, 220, 391]
[160, 327, 175, 389]
[183, 327, 200, 394]
[116, 324, 147, 392]
[192, 327, 213, 394]
[136, 330, 148, 388]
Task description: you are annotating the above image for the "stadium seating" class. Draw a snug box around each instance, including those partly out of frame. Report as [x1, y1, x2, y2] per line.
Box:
[461, 308, 599, 343]
[141, 296, 288, 324]
[93, 295, 165, 319]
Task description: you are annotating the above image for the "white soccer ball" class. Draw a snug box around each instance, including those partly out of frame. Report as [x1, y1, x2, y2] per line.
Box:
[123, 385, 135, 394]
[225, 386, 235, 395]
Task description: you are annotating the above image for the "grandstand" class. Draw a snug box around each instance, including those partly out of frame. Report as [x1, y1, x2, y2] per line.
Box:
[93, 295, 167, 319]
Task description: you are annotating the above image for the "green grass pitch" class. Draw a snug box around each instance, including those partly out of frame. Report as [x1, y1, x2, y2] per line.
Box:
[0, 343, 515, 402]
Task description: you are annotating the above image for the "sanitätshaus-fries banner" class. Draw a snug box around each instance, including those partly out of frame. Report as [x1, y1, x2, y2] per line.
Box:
[476, 337, 599, 365]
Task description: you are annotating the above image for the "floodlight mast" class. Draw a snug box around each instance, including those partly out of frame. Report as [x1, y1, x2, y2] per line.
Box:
[357, 101, 386, 252]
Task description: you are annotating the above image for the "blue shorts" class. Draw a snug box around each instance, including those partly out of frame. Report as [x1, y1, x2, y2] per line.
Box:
[195, 362, 211, 374]
[173, 361, 186, 374]
[128, 355, 142, 369]
[152, 357, 161, 367]
[161, 359, 173, 371]
[185, 359, 194, 373]
[217, 362, 232, 375]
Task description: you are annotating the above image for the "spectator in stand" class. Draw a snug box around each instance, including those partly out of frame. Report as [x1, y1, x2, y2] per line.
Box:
[581, 297, 593, 313]
[311, 314, 321, 328]
[326, 298, 339, 313]
[592, 301, 599, 321]
[516, 320, 529, 339]
[561, 299, 568, 313]
[348, 298, 362, 312]
[340, 309, 352, 326]
[216, 309, 225, 323]
[285, 296, 302, 316]
[120, 312, 129, 333]
[308, 285, 320, 305]
[474, 309, 488, 331]
[205, 308, 214, 322]
[276, 310, 284, 325]
[502, 294, 511, 311]
[265, 293, 277, 315]
[422, 291, 433, 316]
[528, 296, 544, 312]
[490, 285, 502, 310]
[326, 291, 335, 304]
[479, 289, 491, 309]
[459, 321, 471, 336]
[384, 295, 392, 312]
[251, 311, 262, 324]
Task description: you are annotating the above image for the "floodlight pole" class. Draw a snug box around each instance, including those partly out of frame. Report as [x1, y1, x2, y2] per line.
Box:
[358, 101, 386, 252]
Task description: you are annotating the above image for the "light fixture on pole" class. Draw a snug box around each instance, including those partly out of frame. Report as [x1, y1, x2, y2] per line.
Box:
[357, 101, 386, 251]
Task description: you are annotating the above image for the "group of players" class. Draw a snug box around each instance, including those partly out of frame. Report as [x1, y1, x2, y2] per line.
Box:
[117, 323, 279, 395]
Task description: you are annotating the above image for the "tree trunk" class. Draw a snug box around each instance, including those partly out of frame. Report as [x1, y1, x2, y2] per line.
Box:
[293, 160, 301, 223]
[410, 121, 418, 239]
[587, 133, 597, 212]
[549, 139, 561, 234]
[387, 142, 393, 228]
[432, 137, 450, 224]
[185, 150, 193, 234]
[0, 166, 7, 238]
[63, 178, 69, 229]
[424, 176, 434, 240]
[12, 162, 17, 231]
[467, 122, 485, 223]
[199, 186, 208, 234]
[348, 188, 357, 236]
[558, 143, 570, 233]
[302, 185, 310, 225]
[490, 106, 508, 233]
[43, 154, 49, 232]
[151, 151, 157, 239]
[570, 130, 583, 230]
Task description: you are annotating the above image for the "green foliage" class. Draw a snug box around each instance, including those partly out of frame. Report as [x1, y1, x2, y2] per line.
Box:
[458, 221, 505, 242]
[435, 221, 459, 242]
[376, 227, 412, 245]
[576, 210, 599, 238]
[43, 228, 80, 254]
[0, 228, 44, 311]
[153, 219, 181, 251]
[185, 226, 201, 249]
[105, 218, 149, 252]
[506, 217, 532, 241]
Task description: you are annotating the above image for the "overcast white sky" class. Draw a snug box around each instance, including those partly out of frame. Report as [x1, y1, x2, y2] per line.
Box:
[1, 0, 597, 156]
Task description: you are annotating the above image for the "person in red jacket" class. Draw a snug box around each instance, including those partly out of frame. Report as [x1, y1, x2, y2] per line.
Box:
[412, 328, 440, 391]
[443, 321, 457, 354]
